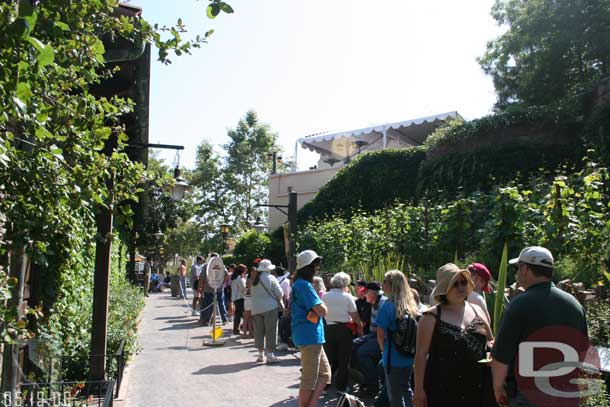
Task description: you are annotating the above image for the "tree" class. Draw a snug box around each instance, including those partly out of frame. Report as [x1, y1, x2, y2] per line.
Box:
[223, 110, 280, 232]
[479, 0, 610, 109]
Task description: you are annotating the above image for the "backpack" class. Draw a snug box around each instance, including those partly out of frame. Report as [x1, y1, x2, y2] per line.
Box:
[391, 313, 418, 357]
[336, 392, 366, 407]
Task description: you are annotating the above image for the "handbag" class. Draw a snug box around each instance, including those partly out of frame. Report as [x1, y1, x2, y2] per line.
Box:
[260, 276, 285, 312]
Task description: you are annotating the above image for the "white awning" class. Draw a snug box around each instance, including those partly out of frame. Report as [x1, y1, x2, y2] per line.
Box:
[297, 111, 461, 158]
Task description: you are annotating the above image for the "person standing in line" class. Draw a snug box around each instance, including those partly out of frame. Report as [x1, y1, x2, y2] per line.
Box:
[413, 265, 495, 407]
[143, 258, 152, 297]
[230, 264, 247, 336]
[251, 259, 283, 364]
[291, 250, 330, 407]
[273, 266, 292, 350]
[376, 270, 419, 407]
[491, 247, 588, 407]
[467, 262, 492, 324]
[313, 276, 327, 298]
[199, 253, 228, 325]
[225, 264, 235, 322]
[353, 282, 387, 397]
[178, 259, 188, 299]
[241, 267, 255, 338]
[190, 256, 204, 316]
[322, 272, 363, 394]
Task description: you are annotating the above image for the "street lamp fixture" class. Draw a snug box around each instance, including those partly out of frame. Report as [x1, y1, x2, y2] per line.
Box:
[219, 223, 231, 239]
[170, 167, 190, 201]
[253, 217, 267, 234]
[153, 229, 164, 240]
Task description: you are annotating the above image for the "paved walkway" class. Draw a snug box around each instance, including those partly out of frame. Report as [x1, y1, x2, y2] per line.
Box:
[118, 291, 344, 407]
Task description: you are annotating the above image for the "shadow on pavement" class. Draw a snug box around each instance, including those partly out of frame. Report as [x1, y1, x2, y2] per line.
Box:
[159, 322, 200, 331]
[193, 361, 262, 375]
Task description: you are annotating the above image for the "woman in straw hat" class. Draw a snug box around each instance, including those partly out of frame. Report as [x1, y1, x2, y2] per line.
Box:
[376, 270, 420, 407]
[413, 264, 496, 407]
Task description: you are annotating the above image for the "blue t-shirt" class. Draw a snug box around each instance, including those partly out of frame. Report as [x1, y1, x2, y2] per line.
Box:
[376, 300, 414, 368]
[291, 279, 325, 347]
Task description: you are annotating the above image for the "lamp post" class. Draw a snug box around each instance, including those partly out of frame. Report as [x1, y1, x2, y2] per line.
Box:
[266, 151, 283, 175]
[219, 223, 231, 255]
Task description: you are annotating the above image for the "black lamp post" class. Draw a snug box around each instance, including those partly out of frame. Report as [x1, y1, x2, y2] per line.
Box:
[253, 217, 268, 234]
[219, 223, 231, 255]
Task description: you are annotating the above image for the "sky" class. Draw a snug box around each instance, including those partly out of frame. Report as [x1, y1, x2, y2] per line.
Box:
[136, 0, 504, 170]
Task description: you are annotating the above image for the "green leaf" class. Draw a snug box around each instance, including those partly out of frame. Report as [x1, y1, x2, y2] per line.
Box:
[220, 2, 234, 13]
[37, 44, 55, 68]
[54, 21, 70, 31]
[26, 36, 44, 52]
[207, 4, 221, 18]
[92, 39, 105, 63]
[493, 242, 508, 336]
[18, 1, 37, 36]
[16, 82, 32, 102]
[35, 126, 52, 140]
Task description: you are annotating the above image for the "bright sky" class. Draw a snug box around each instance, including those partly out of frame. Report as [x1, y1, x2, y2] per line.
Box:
[137, 0, 504, 170]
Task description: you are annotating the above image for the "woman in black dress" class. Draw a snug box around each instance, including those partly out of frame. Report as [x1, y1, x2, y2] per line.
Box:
[414, 265, 497, 407]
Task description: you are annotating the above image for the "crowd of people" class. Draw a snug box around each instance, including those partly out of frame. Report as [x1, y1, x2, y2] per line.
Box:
[156, 245, 588, 407]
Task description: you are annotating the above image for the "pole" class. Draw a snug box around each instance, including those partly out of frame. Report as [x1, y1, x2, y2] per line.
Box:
[288, 191, 297, 275]
[90, 134, 116, 382]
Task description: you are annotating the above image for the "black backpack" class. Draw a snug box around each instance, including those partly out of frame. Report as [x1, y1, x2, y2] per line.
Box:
[391, 313, 418, 357]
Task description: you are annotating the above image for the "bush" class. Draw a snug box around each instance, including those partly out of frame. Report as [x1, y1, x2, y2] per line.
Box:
[232, 230, 272, 266]
[298, 148, 427, 223]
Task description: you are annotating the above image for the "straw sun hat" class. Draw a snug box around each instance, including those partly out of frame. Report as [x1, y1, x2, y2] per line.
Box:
[433, 263, 475, 303]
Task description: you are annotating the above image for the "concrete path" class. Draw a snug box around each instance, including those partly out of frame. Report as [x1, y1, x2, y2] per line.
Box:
[117, 292, 346, 407]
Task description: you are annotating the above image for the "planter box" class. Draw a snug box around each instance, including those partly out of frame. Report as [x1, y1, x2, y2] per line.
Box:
[170, 275, 181, 297]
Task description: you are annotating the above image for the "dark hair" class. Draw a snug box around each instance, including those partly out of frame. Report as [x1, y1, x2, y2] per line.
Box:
[253, 268, 262, 286]
[275, 266, 286, 276]
[295, 258, 321, 283]
[438, 294, 448, 305]
[231, 264, 247, 280]
[526, 263, 553, 278]
[180, 259, 186, 266]
[196, 256, 204, 262]
[228, 263, 236, 270]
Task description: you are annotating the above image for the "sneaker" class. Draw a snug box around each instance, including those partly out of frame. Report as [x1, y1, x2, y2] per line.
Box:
[266, 353, 278, 364]
[227, 316, 233, 322]
[276, 343, 288, 351]
[256, 353, 265, 363]
[192, 310, 200, 316]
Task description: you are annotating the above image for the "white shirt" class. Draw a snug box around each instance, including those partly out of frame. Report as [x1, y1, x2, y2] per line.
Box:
[322, 288, 357, 324]
[231, 276, 246, 301]
[276, 274, 291, 301]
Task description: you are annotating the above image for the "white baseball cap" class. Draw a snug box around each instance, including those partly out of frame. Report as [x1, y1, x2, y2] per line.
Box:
[256, 259, 276, 272]
[509, 246, 554, 268]
[297, 250, 322, 270]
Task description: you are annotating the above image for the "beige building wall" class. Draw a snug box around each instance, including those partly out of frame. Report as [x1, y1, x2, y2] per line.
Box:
[268, 167, 340, 231]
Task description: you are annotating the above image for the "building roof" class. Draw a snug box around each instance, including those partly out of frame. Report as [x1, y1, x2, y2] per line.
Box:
[297, 111, 461, 158]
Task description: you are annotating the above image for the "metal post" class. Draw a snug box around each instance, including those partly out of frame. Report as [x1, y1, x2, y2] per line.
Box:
[288, 191, 297, 275]
[271, 152, 277, 175]
[90, 205, 112, 382]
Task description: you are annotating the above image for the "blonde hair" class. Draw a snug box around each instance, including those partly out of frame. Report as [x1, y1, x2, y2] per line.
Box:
[384, 270, 419, 317]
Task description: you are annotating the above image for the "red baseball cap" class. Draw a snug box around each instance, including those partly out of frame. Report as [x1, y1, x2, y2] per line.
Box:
[468, 263, 491, 293]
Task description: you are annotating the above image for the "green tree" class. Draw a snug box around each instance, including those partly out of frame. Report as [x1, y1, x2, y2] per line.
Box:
[223, 110, 280, 232]
[479, 0, 610, 108]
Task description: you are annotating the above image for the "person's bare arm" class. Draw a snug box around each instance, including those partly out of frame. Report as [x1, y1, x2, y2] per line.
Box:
[312, 302, 327, 317]
[490, 359, 509, 406]
[413, 313, 436, 407]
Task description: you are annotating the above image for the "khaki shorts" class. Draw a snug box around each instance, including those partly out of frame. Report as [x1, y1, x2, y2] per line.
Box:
[299, 344, 331, 390]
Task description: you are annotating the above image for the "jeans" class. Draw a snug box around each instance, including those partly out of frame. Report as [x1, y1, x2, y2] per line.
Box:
[178, 276, 188, 299]
[354, 333, 382, 389]
[385, 366, 413, 407]
[324, 323, 353, 392]
[200, 291, 227, 324]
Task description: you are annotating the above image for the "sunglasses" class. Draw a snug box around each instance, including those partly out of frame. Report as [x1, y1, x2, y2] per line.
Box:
[452, 278, 468, 288]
